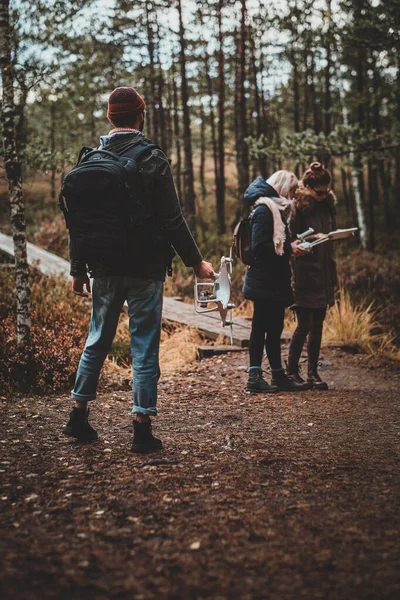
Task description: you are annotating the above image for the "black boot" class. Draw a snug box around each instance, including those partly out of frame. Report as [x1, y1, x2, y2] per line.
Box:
[246, 368, 278, 394]
[271, 369, 309, 392]
[307, 314, 328, 390]
[131, 420, 163, 454]
[307, 371, 329, 390]
[286, 372, 312, 390]
[63, 407, 98, 441]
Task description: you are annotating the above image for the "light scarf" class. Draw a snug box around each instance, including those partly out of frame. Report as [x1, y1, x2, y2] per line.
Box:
[254, 196, 293, 256]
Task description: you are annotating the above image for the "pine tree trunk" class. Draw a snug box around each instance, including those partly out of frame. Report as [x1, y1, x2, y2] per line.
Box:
[216, 0, 226, 232]
[0, 0, 31, 347]
[310, 51, 320, 135]
[340, 165, 351, 215]
[50, 102, 56, 200]
[291, 50, 300, 177]
[145, 0, 157, 142]
[235, 0, 249, 213]
[172, 64, 182, 202]
[199, 104, 206, 200]
[165, 72, 173, 158]
[324, 0, 332, 136]
[249, 27, 265, 178]
[372, 62, 392, 231]
[203, 36, 223, 232]
[367, 159, 376, 251]
[177, 0, 196, 230]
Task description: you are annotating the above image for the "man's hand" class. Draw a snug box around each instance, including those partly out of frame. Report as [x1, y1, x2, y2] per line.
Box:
[72, 275, 91, 298]
[291, 240, 308, 256]
[193, 260, 214, 279]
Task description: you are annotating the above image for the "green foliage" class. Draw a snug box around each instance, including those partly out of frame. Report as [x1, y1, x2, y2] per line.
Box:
[246, 126, 400, 168]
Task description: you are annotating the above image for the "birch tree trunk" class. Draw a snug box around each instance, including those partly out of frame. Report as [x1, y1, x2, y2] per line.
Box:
[341, 96, 367, 249]
[0, 0, 31, 347]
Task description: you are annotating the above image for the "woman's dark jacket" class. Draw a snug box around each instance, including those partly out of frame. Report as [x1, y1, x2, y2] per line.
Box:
[68, 131, 202, 280]
[290, 184, 338, 308]
[242, 178, 294, 306]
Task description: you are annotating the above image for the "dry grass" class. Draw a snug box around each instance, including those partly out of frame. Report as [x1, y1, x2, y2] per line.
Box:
[323, 284, 400, 359]
[159, 324, 204, 375]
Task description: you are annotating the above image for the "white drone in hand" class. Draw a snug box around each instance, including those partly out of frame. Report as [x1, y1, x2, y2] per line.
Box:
[194, 255, 235, 344]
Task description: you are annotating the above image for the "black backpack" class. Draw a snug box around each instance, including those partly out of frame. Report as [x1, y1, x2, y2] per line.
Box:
[59, 140, 155, 267]
[232, 211, 255, 266]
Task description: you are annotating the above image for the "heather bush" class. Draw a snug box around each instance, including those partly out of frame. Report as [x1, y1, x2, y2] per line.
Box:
[337, 250, 400, 343]
[0, 267, 91, 394]
[34, 213, 69, 260]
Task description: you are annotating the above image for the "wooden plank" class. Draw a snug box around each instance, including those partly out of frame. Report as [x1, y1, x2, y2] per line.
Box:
[0, 232, 289, 345]
[162, 296, 250, 347]
[0, 232, 70, 278]
[197, 345, 246, 359]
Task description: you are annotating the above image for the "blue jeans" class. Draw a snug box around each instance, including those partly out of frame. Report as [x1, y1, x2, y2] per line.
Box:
[72, 276, 163, 416]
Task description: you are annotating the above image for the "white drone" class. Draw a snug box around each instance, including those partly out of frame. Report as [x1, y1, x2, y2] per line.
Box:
[194, 255, 235, 344]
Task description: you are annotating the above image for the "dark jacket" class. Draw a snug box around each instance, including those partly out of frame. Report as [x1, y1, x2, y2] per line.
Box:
[290, 184, 338, 308]
[242, 179, 293, 306]
[69, 131, 202, 280]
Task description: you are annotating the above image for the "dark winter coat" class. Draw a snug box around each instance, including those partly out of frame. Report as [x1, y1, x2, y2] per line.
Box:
[242, 178, 294, 306]
[69, 131, 202, 280]
[290, 183, 338, 308]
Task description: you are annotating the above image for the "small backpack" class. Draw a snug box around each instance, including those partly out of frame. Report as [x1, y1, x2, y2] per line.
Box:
[59, 140, 155, 267]
[232, 211, 254, 266]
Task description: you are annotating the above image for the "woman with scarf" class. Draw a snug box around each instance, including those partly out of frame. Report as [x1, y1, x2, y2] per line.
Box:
[287, 162, 337, 390]
[243, 170, 309, 393]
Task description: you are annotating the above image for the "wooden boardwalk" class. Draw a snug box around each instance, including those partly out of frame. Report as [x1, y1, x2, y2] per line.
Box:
[0, 232, 249, 344]
[0, 232, 290, 347]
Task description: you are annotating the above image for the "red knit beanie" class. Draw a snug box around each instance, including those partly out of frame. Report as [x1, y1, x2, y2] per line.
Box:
[107, 87, 146, 124]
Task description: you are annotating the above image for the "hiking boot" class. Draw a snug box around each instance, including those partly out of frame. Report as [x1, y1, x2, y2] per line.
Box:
[246, 368, 278, 394]
[63, 407, 98, 441]
[131, 420, 163, 454]
[308, 372, 329, 390]
[287, 372, 312, 390]
[271, 369, 309, 392]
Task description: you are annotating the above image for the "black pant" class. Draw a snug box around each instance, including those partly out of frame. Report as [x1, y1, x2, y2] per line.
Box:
[288, 307, 327, 375]
[249, 300, 285, 370]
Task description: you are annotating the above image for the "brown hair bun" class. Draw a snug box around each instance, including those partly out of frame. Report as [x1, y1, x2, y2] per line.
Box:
[310, 162, 324, 172]
[303, 162, 331, 188]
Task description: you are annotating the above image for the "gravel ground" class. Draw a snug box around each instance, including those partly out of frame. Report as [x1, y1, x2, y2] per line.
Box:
[1, 347, 399, 600]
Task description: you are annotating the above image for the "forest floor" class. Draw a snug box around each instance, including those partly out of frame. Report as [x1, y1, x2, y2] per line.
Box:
[1, 346, 400, 600]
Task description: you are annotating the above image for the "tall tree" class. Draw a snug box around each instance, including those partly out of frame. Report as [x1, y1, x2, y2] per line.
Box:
[0, 0, 31, 347]
[216, 0, 226, 232]
[177, 0, 196, 230]
[235, 0, 250, 212]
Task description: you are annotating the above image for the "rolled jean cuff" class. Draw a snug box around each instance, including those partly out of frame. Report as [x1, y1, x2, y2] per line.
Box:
[71, 390, 97, 401]
[132, 406, 158, 416]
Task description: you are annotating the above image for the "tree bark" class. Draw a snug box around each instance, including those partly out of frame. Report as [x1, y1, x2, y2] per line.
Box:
[341, 92, 367, 248]
[249, 25, 265, 178]
[171, 62, 182, 202]
[199, 103, 206, 200]
[50, 101, 56, 200]
[177, 0, 196, 230]
[0, 0, 31, 347]
[235, 0, 250, 213]
[216, 0, 226, 232]
[145, 0, 157, 142]
[324, 0, 332, 136]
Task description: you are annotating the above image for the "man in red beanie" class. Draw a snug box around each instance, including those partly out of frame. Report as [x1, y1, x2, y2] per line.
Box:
[62, 86, 213, 453]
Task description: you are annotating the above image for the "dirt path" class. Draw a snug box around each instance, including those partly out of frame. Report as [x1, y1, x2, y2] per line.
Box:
[1, 348, 399, 600]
